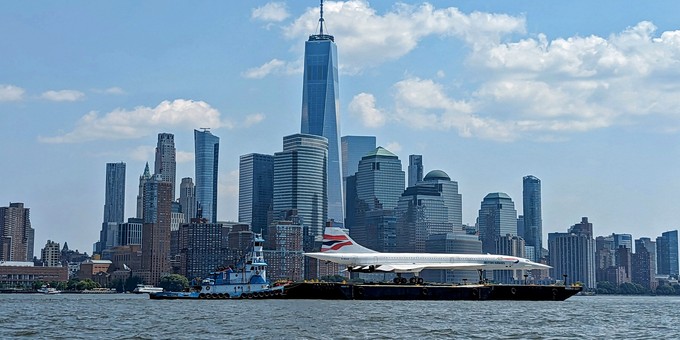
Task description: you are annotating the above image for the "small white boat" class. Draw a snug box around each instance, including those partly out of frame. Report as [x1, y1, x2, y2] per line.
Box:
[37, 285, 61, 294]
[133, 285, 163, 294]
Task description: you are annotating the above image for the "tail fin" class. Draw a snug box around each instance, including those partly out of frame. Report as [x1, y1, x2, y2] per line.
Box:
[321, 227, 377, 253]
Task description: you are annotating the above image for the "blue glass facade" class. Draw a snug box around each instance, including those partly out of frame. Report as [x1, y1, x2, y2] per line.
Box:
[522, 175, 542, 261]
[239, 153, 274, 234]
[657, 230, 679, 276]
[104, 162, 126, 223]
[301, 30, 343, 224]
[194, 129, 219, 223]
[273, 134, 328, 241]
[408, 155, 423, 187]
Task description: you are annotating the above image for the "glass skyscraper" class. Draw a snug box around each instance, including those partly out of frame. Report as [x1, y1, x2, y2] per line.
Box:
[341, 136, 376, 179]
[348, 147, 404, 251]
[522, 175, 542, 261]
[103, 162, 126, 224]
[154, 133, 176, 199]
[477, 192, 518, 253]
[239, 153, 274, 234]
[657, 230, 679, 276]
[194, 129, 219, 223]
[273, 134, 328, 242]
[408, 155, 424, 187]
[301, 4, 343, 224]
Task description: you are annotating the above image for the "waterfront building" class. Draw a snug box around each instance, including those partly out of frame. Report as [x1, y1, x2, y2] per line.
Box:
[612, 233, 633, 250]
[194, 129, 220, 223]
[548, 217, 596, 290]
[0, 202, 34, 262]
[154, 133, 177, 198]
[408, 155, 424, 187]
[227, 224, 255, 265]
[395, 171, 456, 252]
[178, 221, 227, 280]
[179, 177, 197, 222]
[615, 246, 632, 283]
[477, 193, 517, 254]
[522, 175, 542, 262]
[632, 238, 657, 290]
[264, 221, 305, 282]
[656, 230, 679, 277]
[41, 240, 61, 267]
[494, 234, 526, 284]
[140, 175, 173, 285]
[636, 237, 657, 275]
[273, 134, 328, 246]
[423, 233, 481, 284]
[0, 261, 68, 287]
[300, 2, 343, 224]
[239, 153, 274, 234]
[347, 147, 404, 251]
[341, 136, 376, 180]
[118, 218, 143, 246]
[98, 162, 126, 254]
[170, 202, 185, 258]
[136, 162, 152, 219]
[595, 235, 616, 282]
[341, 136, 376, 220]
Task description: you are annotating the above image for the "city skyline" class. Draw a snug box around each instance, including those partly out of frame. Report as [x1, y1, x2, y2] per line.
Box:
[3, 1, 680, 253]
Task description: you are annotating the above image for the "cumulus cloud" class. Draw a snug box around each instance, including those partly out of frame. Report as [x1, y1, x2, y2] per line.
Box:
[282, 1, 525, 73]
[384, 141, 402, 153]
[252, 2, 290, 22]
[92, 87, 125, 95]
[243, 59, 298, 79]
[41, 89, 85, 102]
[0, 84, 26, 101]
[348, 93, 387, 127]
[39, 99, 230, 143]
[242, 113, 265, 127]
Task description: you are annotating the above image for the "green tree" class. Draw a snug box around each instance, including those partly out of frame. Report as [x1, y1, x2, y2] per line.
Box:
[125, 276, 144, 292]
[596, 281, 617, 294]
[109, 278, 125, 293]
[656, 284, 675, 295]
[76, 279, 100, 291]
[32, 280, 46, 290]
[159, 274, 189, 292]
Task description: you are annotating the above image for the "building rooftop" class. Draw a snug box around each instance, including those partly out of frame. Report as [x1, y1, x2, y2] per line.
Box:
[363, 146, 397, 159]
[484, 192, 512, 200]
[424, 170, 450, 181]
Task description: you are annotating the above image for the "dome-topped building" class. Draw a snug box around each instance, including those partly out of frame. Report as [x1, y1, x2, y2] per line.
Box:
[423, 170, 450, 181]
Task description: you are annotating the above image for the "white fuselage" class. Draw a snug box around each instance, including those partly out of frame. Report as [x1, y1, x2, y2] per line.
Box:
[306, 252, 550, 273]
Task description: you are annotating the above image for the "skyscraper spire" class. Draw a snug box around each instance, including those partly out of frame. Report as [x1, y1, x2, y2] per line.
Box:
[143, 162, 151, 178]
[319, 0, 325, 35]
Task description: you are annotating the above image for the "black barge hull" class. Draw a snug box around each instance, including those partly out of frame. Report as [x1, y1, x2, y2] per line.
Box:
[282, 282, 581, 301]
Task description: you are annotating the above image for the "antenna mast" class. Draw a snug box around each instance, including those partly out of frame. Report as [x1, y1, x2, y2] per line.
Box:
[319, 0, 325, 35]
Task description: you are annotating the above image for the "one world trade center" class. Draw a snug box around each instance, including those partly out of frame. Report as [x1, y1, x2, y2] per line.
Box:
[301, 0, 344, 225]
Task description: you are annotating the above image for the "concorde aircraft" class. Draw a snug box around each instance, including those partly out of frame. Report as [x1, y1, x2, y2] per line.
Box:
[304, 227, 551, 284]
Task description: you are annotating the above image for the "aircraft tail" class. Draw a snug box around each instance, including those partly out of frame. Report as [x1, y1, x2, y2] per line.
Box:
[321, 227, 377, 253]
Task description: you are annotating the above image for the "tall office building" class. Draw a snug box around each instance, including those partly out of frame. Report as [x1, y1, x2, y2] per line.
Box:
[348, 147, 404, 249]
[522, 175, 542, 261]
[99, 162, 126, 254]
[495, 235, 526, 283]
[548, 218, 596, 290]
[0, 202, 34, 261]
[140, 175, 173, 285]
[194, 129, 219, 223]
[103, 162, 126, 224]
[273, 134, 328, 245]
[301, 2, 343, 224]
[178, 221, 227, 280]
[154, 133, 177, 199]
[408, 155, 424, 187]
[395, 170, 459, 253]
[612, 233, 633, 250]
[477, 192, 518, 253]
[656, 230, 679, 277]
[632, 238, 657, 290]
[179, 177, 197, 222]
[239, 153, 274, 234]
[136, 162, 152, 219]
[341, 136, 376, 180]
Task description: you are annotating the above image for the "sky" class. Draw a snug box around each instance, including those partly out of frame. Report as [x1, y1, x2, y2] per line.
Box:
[2, 1, 680, 255]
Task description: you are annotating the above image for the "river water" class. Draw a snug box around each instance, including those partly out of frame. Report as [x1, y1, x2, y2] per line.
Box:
[1, 294, 678, 339]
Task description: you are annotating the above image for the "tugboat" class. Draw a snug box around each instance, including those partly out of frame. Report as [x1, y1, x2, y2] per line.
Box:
[150, 234, 285, 300]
